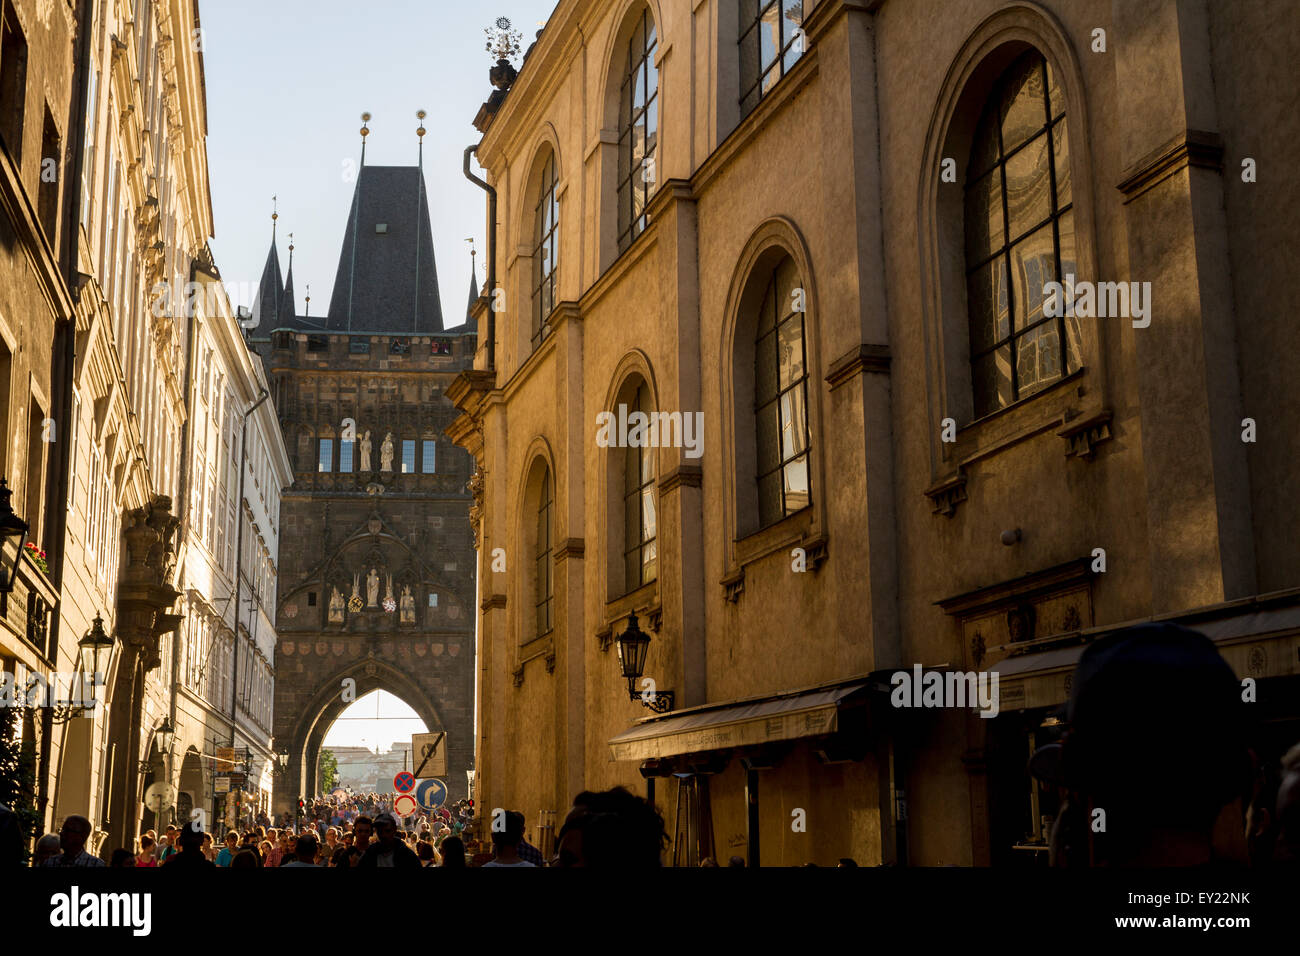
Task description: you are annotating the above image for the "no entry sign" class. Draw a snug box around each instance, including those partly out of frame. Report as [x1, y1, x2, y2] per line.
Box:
[393, 771, 416, 793]
[393, 794, 419, 817]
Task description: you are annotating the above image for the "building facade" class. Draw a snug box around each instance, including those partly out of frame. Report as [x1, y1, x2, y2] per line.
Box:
[251, 155, 480, 813]
[4, 0, 244, 859]
[0, 0, 86, 849]
[450, 0, 1300, 866]
[170, 260, 291, 835]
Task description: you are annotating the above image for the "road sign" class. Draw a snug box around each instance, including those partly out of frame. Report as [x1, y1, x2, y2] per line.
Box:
[414, 778, 447, 811]
[143, 782, 176, 814]
[393, 794, 418, 817]
[393, 771, 416, 793]
[411, 732, 447, 778]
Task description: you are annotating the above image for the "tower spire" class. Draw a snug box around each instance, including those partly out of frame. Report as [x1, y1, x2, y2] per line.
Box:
[272, 196, 278, 240]
[360, 112, 371, 166]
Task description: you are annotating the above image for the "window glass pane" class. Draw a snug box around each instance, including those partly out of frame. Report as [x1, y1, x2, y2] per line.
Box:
[624, 491, 640, 554]
[641, 486, 657, 543]
[968, 257, 1011, 354]
[1009, 222, 1058, 331]
[973, 347, 1014, 416]
[1004, 131, 1051, 241]
[625, 549, 641, 593]
[317, 440, 332, 473]
[1046, 58, 1066, 120]
[777, 315, 805, 391]
[964, 169, 1003, 263]
[755, 400, 782, 475]
[739, 26, 761, 103]
[754, 329, 779, 402]
[757, 472, 782, 527]
[1052, 121, 1071, 210]
[642, 536, 657, 584]
[1057, 208, 1077, 278]
[775, 256, 800, 315]
[783, 454, 810, 515]
[760, 2, 780, 73]
[338, 441, 354, 473]
[762, 63, 781, 97]
[1016, 320, 1061, 396]
[968, 103, 1002, 181]
[780, 386, 808, 459]
[402, 440, 416, 473]
[624, 442, 641, 495]
[422, 441, 437, 473]
[999, 54, 1047, 154]
[757, 283, 777, 335]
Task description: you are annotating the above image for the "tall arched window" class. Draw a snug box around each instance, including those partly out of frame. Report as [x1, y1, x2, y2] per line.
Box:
[754, 254, 810, 527]
[623, 381, 658, 592]
[965, 50, 1079, 417]
[617, 8, 658, 253]
[739, 0, 804, 117]
[534, 467, 554, 637]
[532, 150, 558, 349]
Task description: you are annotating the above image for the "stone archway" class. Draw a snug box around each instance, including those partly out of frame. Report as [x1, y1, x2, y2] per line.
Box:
[275, 655, 449, 816]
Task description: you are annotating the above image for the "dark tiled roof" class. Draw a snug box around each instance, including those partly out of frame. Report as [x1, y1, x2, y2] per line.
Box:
[247, 238, 284, 340]
[326, 165, 444, 333]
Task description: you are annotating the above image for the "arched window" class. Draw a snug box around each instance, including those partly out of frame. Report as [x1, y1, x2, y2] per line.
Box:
[617, 8, 658, 253]
[534, 467, 554, 637]
[964, 50, 1079, 417]
[532, 150, 559, 349]
[622, 381, 658, 592]
[754, 254, 810, 527]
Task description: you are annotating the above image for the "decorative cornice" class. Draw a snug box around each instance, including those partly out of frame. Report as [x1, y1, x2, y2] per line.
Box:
[1058, 408, 1114, 460]
[825, 343, 891, 390]
[554, 538, 585, 562]
[645, 178, 694, 220]
[936, 557, 1095, 618]
[546, 300, 582, 333]
[924, 470, 968, 518]
[1117, 130, 1224, 204]
[657, 462, 703, 494]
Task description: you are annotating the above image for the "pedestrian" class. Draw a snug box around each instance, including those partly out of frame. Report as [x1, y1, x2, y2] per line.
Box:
[32, 833, 61, 867]
[482, 811, 535, 867]
[551, 788, 667, 868]
[337, 815, 372, 868]
[283, 832, 319, 867]
[517, 824, 545, 867]
[164, 823, 215, 868]
[231, 848, 259, 868]
[264, 829, 282, 867]
[356, 812, 421, 868]
[416, 840, 439, 867]
[41, 815, 106, 867]
[201, 831, 217, 862]
[109, 848, 136, 867]
[216, 830, 240, 866]
[135, 834, 158, 867]
[438, 835, 466, 868]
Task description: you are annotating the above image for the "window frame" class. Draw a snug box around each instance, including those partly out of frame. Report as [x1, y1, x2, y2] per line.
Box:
[621, 382, 658, 594]
[616, 7, 659, 254]
[531, 150, 559, 350]
[534, 467, 554, 639]
[738, 0, 805, 118]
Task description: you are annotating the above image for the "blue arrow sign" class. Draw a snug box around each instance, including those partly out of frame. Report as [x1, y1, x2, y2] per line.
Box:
[415, 778, 447, 811]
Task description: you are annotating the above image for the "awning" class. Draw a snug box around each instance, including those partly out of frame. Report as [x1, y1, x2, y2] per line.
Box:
[608, 682, 868, 762]
[994, 597, 1300, 711]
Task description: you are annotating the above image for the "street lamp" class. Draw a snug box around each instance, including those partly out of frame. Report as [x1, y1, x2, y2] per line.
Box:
[50, 614, 115, 724]
[0, 478, 30, 600]
[155, 718, 176, 755]
[615, 611, 674, 713]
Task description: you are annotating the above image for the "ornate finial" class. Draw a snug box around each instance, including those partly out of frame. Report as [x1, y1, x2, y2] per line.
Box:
[271, 196, 278, 239]
[288, 232, 294, 254]
[485, 17, 523, 71]
[360, 112, 372, 165]
[416, 109, 427, 141]
[305, 283, 311, 317]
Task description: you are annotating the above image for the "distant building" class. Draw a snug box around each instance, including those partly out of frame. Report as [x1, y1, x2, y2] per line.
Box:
[247, 143, 479, 812]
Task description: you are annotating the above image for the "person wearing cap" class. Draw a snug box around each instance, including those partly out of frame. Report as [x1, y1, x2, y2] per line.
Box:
[1029, 623, 1255, 867]
[355, 811, 421, 868]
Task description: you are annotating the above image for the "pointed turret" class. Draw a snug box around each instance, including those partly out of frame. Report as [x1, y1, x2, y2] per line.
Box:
[247, 205, 285, 343]
[464, 249, 480, 331]
[280, 235, 298, 328]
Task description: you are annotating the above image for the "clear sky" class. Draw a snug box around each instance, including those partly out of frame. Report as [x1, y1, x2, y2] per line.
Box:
[202, 0, 556, 325]
[322, 689, 427, 752]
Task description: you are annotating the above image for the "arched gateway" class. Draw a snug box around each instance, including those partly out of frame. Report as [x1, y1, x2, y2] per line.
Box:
[251, 160, 481, 817]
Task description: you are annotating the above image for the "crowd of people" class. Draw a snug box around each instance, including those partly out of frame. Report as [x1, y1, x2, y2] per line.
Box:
[10, 625, 1300, 869]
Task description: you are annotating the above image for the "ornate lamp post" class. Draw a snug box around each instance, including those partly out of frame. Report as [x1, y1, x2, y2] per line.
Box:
[615, 611, 674, 713]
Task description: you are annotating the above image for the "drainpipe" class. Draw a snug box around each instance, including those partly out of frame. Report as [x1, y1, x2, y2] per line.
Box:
[462, 144, 496, 373]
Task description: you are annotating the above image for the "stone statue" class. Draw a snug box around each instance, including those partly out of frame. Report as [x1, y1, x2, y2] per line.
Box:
[380, 432, 395, 473]
[366, 567, 380, 607]
[400, 585, 415, 623]
[351, 572, 360, 602]
[329, 586, 344, 623]
[384, 574, 394, 605]
[359, 430, 372, 471]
